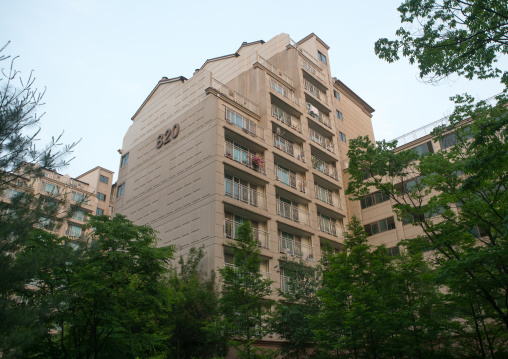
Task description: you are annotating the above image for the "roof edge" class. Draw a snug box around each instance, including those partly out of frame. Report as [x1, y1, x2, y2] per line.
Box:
[131, 76, 187, 121]
[333, 78, 375, 114]
[297, 32, 330, 50]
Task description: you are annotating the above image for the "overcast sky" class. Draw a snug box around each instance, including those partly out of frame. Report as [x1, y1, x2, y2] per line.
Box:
[2, 0, 506, 181]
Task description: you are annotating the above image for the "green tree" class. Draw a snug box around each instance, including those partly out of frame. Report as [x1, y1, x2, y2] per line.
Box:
[270, 256, 321, 359]
[206, 221, 273, 359]
[346, 93, 508, 352]
[314, 217, 454, 358]
[375, 0, 508, 82]
[164, 246, 218, 359]
[20, 215, 174, 359]
[0, 43, 78, 358]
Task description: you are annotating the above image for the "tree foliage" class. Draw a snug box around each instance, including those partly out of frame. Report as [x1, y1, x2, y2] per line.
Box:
[270, 256, 321, 359]
[0, 43, 79, 358]
[20, 215, 174, 359]
[206, 221, 273, 359]
[375, 0, 508, 82]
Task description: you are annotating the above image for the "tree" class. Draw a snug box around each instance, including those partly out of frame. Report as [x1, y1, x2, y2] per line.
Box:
[0, 43, 78, 358]
[206, 221, 274, 359]
[375, 0, 508, 82]
[164, 246, 219, 359]
[346, 92, 508, 352]
[270, 256, 321, 359]
[314, 217, 455, 358]
[20, 215, 174, 359]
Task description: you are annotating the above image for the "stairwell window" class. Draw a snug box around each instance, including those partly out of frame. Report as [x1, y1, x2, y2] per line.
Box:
[117, 183, 125, 198]
[318, 51, 327, 65]
[121, 153, 129, 167]
[340, 132, 347, 143]
[334, 90, 340, 100]
[364, 217, 396, 236]
[336, 111, 343, 121]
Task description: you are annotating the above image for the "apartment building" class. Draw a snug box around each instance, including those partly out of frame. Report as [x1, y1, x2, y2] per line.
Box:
[2, 166, 115, 240]
[114, 33, 375, 289]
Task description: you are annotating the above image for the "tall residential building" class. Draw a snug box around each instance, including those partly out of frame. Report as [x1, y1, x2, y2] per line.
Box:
[114, 32, 375, 285]
[2, 166, 115, 240]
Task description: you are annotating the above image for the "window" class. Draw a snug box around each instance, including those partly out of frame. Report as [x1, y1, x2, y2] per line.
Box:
[99, 175, 109, 184]
[121, 153, 129, 167]
[336, 110, 343, 121]
[387, 246, 400, 257]
[439, 132, 458, 150]
[4, 188, 22, 199]
[117, 183, 125, 198]
[16, 180, 23, 186]
[68, 225, 82, 237]
[410, 141, 434, 156]
[225, 108, 249, 131]
[340, 132, 347, 143]
[96, 208, 104, 215]
[71, 191, 85, 203]
[334, 90, 340, 100]
[72, 210, 86, 221]
[97, 192, 106, 201]
[361, 191, 391, 209]
[42, 181, 60, 195]
[318, 51, 327, 64]
[364, 217, 396, 236]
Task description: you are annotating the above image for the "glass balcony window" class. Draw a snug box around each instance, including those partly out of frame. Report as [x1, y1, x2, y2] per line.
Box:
[224, 177, 267, 210]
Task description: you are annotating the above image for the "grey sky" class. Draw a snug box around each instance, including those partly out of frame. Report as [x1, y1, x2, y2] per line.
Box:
[2, 0, 505, 181]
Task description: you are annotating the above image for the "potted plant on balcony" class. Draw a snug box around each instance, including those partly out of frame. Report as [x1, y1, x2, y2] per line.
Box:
[251, 156, 264, 171]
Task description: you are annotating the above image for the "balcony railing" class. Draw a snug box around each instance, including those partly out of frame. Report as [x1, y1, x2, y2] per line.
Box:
[312, 155, 338, 180]
[303, 79, 328, 104]
[275, 166, 308, 193]
[224, 178, 267, 210]
[273, 135, 306, 163]
[302, 60, 327, 83]
[212, 78, 259, 115]
[258, 55, 293, 87]
[225, 108, 265, 140]
[224, 263, 272, 282]
[279, 237, 314, 261]
[270, 78, 300, 106]
[271, 104, 302, 133]
[306, 103, 332, 129]
[309, 128, 335, 153]
[315, 185, 344, 209]
[224, 141, 266, 175]
[224, 219, 270, 249]
[318, 217, 346, 238]
[276, 200, 311, 226]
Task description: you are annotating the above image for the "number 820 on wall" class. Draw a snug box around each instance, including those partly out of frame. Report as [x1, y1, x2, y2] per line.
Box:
[156, 123, 180, 149]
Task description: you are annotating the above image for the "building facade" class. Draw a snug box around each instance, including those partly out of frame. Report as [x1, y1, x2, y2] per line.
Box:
[114, 33, 375, 288]
[2, 166, 115, 240]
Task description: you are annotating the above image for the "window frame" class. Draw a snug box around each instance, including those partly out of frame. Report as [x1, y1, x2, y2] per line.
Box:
[99, 175, 109, 184]
[117, 183, 125, 198]
[334, 90, 340, 100]
[336, 110, 343, 121]
[339, 132, 347, 143]
[318, 51, 327, 65]
[97, 192, 106, 201]
[121, 153, 129, 167]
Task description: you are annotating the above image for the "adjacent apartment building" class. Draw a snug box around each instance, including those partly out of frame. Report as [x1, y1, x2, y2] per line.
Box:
[114, 32, 376, 286]
[2, 166, 115, 240]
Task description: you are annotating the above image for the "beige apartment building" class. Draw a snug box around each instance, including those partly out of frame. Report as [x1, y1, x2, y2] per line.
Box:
[2, 166, 115, 240]
[114, 32, 375, 289]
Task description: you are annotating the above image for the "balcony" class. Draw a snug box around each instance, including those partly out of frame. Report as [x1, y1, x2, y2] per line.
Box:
[225, 108, 265, 140]
[303, 79, 328, 105]
[279, 237, 314, 261]
[270, 78, 300, 106]
[273, 135, 305, 164]
[309, 128, 335, 153]
[224, 219, 270, 249]
[302, 60, 327, 83]
[312, 155, 338, 180]
[315, 185, 344, 209]
[258, 55, 293, 87]
[212, 78, 259, 115]
[276, 200, 311, 226]
[306, 103, 332, 129]
[271, 104, 302, 133]
[318, 216, 345, 237]
[275, 165, 307, 194]
[224, 178, 267, 210]
[224, 141, 266, 175]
